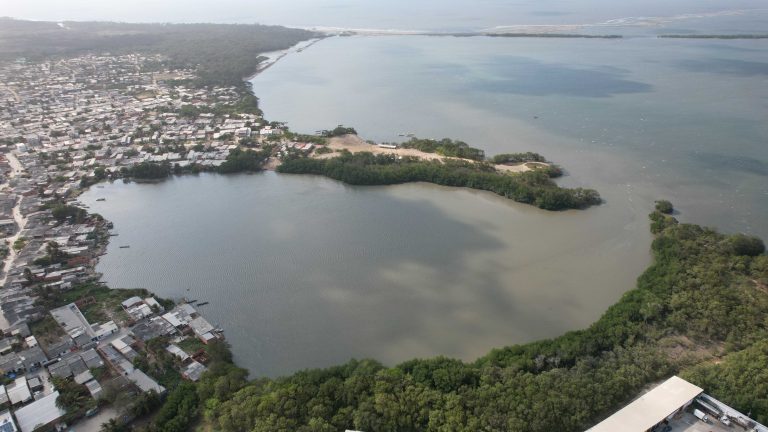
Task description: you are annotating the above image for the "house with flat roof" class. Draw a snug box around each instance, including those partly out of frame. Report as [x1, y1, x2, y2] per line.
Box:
[166, 344, 189, 362]
[17, 346, 47, 371]
[121, 296, 144, 310]
[6, 377, 31, 406]
[182, 361, 206, 382]
[127, 369, 165, 395]
[130, 316, 176, 342]
[47, 359, 73, 379]
[85, 380, 102, 399]
[0, 354, 22, 375]
[13, 391, 65, 432]
[92, 320, 118, 340]
[50, 303, 96, 345]
[79, 348, 104, 369]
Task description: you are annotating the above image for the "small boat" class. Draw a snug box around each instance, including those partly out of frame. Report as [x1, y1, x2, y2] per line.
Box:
[96, 198, 106, 201]
[197, 301, 209, 306]
[109, 233, 119, 237]
[119, 245, 130, 249]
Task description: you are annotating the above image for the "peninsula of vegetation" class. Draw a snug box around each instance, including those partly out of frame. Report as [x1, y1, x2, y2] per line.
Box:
[278, 135, 600, 210]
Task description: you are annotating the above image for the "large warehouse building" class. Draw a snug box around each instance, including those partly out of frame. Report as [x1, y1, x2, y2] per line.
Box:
[587, 376, 768, 432]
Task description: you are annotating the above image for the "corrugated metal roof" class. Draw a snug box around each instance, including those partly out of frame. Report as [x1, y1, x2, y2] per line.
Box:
[587, 376, 703, 432]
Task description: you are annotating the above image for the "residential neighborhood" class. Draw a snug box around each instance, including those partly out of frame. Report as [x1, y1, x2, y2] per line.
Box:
[0, 53, 260, 431]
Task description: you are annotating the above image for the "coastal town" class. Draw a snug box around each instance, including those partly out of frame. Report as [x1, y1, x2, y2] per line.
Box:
[0, 26, 763, 432]
[0, 53, 283, 431]
[0, 51, 569, 431]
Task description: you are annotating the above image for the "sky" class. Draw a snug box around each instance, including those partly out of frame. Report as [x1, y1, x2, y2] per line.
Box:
[2, 0, 766, 31]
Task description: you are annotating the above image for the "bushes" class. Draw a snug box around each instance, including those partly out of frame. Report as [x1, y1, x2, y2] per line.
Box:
[726, 233, 765, 257]
[277, 152, 601, 210]
[51, 204, 87, 223]
[491, 152, 547, 164]
[217, 147, 271, 174]
[152, 382, 199, 432]
[123, 162, 170, 179]
[654, 199, 673, 214]
[322, 125, 357, 137]
[683, 341, 768, 424]
[401, 138, 485, 161]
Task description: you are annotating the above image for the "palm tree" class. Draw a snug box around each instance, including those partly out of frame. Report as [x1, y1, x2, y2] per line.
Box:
[100, 418, 128, 432]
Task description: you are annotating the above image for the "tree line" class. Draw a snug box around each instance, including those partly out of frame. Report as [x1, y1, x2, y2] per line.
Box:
[277, 151, 601, 210]
[491, 152, 547, 164]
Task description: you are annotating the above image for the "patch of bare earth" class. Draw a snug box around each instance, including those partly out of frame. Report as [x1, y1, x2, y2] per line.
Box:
[659, 335, 726, 364]
[313, 134, 543, 174]
[262, 157, 281, 171]
[752, 279, 768, 295]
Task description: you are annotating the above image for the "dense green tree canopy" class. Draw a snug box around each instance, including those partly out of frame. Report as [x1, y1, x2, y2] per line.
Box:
[123, 162, 171, 179]
[218, 147, 273, 174]
[727, 233, 766, 257]
[278, 151, 601, 210]
[51, 203, 88, 223]
[322, 126, 358, 137]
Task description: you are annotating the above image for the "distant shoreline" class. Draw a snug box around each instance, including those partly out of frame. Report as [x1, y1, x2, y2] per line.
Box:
[243, 30, 768, 85]
[658, 34, 768, 39]
[307, 28, 624, 38]
[244, 37, 326, 81]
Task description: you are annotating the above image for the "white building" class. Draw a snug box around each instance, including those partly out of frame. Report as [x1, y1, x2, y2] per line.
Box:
[13, 391, 65, 432]
[588, 377, 702, 432]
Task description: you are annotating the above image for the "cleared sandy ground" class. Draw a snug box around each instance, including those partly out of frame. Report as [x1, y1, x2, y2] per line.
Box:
[314, 134, 541, 173]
